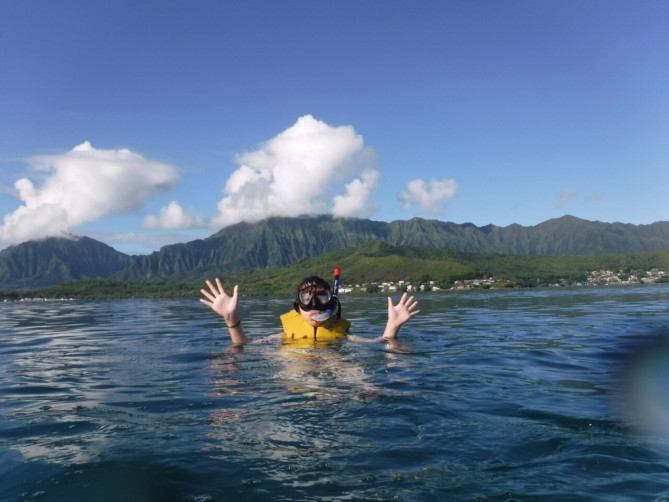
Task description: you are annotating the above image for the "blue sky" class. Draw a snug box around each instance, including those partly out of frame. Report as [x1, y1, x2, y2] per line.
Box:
[1, 1, 668, 254]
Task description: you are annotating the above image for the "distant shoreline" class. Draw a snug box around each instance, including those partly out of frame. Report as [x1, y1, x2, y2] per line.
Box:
[3, 276, 667, 303]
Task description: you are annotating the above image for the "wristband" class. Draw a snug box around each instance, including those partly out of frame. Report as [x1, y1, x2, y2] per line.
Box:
[226, 320, 241, 329]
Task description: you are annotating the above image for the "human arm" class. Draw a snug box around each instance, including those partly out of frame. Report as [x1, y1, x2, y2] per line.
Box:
[382, 292, 420, 340]
[347, 292, 420, 343]
[249, 332, 285, 344]
[200, 278, 248, 345]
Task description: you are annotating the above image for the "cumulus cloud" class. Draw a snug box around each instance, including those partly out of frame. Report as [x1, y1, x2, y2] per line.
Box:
[210, 115, 378, 227]
[399, 178, 458, 214]
[0, 142, 179, 246]
[332, 169, 380, 217]
[143, 200, 203, 230]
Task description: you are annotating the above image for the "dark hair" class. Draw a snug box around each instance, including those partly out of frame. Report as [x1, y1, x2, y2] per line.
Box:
[296, 276, 331, 296]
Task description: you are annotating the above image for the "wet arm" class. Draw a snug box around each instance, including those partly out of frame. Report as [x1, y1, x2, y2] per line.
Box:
[382, 292, 420, 340]
[249, 332, 284, 344]
[200, 278, 249, 345]
[348, 293, 420, 343]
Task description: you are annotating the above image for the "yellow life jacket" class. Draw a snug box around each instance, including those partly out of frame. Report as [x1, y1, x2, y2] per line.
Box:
[280, 310, 350, 348]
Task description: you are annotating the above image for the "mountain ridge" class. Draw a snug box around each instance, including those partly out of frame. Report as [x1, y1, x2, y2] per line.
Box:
[2, 214, 669, 291]
[0, 235, 133, 290]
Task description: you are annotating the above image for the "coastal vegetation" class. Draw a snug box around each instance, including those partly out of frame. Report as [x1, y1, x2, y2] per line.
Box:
[3, 241, 669, 300]
[3, 215, 669, 293]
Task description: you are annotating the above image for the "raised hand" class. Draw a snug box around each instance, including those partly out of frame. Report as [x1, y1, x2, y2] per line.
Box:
[200, 278, 248, 345]
[200, 278, 240, 326]
[383, 292, 420, 339]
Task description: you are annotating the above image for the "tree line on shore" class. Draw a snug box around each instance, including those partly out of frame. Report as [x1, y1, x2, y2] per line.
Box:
[3, 241, 668, 301]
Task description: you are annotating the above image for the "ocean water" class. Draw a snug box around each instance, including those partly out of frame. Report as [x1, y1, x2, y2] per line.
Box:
[2, 285, 669, 501]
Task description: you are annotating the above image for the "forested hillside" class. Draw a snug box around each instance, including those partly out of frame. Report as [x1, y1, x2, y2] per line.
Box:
[0, 236, 132, 290]
[1, 215, 669, 291]
[18, 240, 669, 299]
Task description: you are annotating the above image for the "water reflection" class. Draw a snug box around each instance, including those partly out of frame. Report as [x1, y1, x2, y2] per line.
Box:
[2, 286, 669, 501]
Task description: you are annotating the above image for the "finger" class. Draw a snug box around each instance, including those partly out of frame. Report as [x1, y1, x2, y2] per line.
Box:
[387, 296, 394, 309]
[200, 288, 215, 302]
[199, 297, 212, 307]
[205, 279, 217, 295]
[215, 277, 224, 294]
[409, 309, 421, 317]
[231, 284, 239, 299]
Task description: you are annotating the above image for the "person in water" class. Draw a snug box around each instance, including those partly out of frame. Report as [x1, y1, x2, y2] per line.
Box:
[200, 276, 420, 345]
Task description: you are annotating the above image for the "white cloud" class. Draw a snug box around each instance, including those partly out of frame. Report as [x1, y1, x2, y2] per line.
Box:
[210, 115, 377, 227]
[0, 141, 179, 246]
[332, 168, 380, 217]
[399, 178, 458, 214]
[143, 200, 204, 230]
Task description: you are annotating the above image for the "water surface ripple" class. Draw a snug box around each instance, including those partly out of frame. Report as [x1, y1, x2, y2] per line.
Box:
[2, 286, 669, 501]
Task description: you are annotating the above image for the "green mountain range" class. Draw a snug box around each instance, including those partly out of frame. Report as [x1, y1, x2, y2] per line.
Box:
[0, 236, 133, 290]
[1, 214, 669, 292]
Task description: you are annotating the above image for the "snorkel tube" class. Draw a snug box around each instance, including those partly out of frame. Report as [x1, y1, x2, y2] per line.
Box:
[333, 267, 340, 297]
[310, 268, 341, 322]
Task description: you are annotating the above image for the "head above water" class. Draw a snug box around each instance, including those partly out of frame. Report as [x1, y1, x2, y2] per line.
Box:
[294, 276, 333, 312]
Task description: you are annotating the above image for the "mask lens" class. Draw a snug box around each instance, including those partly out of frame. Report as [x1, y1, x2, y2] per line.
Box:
[315, 292, 330, 304]
[298, 288, 332, 310]
[298, 289, 313, 304]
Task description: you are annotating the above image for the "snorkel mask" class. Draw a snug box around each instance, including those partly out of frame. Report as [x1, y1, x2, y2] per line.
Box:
[294, 269, 341, 322]
[298, 287, 334, 312]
